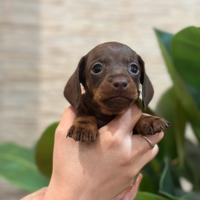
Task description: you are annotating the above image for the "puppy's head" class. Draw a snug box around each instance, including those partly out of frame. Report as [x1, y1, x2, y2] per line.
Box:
[64, 42, 154, 114]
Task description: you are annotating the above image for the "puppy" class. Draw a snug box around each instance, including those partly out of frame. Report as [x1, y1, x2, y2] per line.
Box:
[64, 42, 168, 143]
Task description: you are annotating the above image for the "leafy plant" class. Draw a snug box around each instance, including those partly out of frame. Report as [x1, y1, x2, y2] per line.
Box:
[0, 26, 200, 199]
[0, 143, 48, 192]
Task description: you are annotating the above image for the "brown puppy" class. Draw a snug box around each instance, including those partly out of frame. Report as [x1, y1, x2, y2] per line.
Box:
[64, 42, 168, 143]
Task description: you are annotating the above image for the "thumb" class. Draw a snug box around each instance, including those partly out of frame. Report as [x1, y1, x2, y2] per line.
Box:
[100, 105, 142, 137]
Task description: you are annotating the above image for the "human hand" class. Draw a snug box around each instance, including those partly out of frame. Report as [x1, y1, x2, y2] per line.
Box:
[113, 173, 143, 200]
[43, 105, 164, 200]
[21, 174, 142, 200]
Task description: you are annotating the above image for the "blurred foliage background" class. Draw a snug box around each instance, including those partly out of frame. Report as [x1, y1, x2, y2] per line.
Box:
[0, 0, 200, 199]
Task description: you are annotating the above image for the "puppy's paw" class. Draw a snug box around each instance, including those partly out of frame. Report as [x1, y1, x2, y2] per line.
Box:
[134, 115, 169, 135]
[67, 117, 98, 143]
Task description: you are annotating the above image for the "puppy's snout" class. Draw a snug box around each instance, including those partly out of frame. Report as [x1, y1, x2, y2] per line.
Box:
[110, 76, 129, 90]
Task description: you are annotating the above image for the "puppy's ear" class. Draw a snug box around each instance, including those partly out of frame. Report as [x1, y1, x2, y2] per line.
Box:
[64, 56, 86, 109]
[138, 55, 154, 108]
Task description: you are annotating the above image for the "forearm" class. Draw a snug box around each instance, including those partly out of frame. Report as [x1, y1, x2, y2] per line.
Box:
[42, 176, 101, 200]
[21, 186, 83, 200]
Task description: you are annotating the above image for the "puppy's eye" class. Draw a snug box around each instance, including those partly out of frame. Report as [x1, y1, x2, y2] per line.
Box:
[128, 63, 139, 75]
[91, 63, 103, 74]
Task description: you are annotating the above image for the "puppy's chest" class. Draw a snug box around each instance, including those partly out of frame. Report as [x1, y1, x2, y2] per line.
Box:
[78, 94, 115, 128]
[96, 114, 114, 128]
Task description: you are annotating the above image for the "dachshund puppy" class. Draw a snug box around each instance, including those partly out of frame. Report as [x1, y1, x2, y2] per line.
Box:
[64, 42, 168, 143]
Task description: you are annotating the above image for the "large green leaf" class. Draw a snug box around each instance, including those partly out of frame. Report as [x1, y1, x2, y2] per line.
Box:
[159, 159, 200, 200]
[156, 87, 187, 166]
[155, 27, 200, 141]
[159, 158, 184, 199]
[172, 27, 200, 141]
[136, 192, 172, 200]
[0, 143, 48, 192]
[140, 160, 161, 193]
[172, 26, 200, 108]
[35, 122, 58, 177]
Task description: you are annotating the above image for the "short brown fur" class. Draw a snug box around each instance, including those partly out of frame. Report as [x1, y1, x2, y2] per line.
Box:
[64, 42, 169, 143]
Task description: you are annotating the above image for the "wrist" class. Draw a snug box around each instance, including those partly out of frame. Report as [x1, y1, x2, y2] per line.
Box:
[43, 176, 100, 200]
[21, 188, 47, 200]
[43, 179, 76, 200]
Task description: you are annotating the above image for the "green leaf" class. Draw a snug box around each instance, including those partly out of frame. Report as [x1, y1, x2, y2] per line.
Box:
[140, 173, 158, 193]
[136, 192, 172, 200]
[155, 27, 200, 142]
[154, 28, 173, 54]
[159, 157, 200, 200]
[184, 140, 200, 191]
[159, 158, 183, 199]
[0, 143, 48, 192]
[140, 161, 160, 193]
[140, 156, 167, 193]
[156, 87, 186, 165]
[172, 26, 200, 141]
[180, 192, 200, 200]
[35, 122, 58, 177]
[172, 26, 200, 108]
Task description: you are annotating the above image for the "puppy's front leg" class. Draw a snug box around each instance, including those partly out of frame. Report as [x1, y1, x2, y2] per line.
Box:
[134, 114, 169, 135]
[67, 116, 98, 143]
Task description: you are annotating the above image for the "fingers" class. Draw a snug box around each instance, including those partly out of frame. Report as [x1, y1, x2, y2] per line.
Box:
[56, 106, 76, 134]
[113, 190, 129, 200]
[123, 174, 143, 200]
[132, 131, 164, 153]
[113, 174, 143, 200]
[53, 107, 77, 161]
[100, 105, 142, 137]
[132, 145, 159, 174]
[129, 132, 164, 175]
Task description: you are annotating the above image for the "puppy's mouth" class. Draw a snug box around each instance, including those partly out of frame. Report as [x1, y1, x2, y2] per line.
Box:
[97, 95, 134, 114]
[104, 96, 132, 103]
[102, 95, 133, 108]
[93, 84, 139, 114]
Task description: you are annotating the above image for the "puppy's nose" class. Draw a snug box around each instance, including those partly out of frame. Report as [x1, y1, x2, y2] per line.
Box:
[111, 76, 129, 90]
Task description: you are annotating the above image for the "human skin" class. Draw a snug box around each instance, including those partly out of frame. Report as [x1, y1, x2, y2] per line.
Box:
[22, 105, 164, 200]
